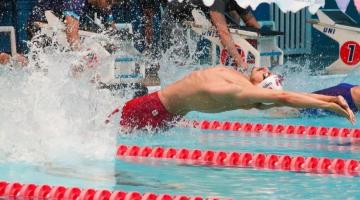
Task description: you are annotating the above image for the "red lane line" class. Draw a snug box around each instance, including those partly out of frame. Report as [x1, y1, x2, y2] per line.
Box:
[117, 145, 360, 176]
[183, 120, 360, 139]
[0, 181, 226, 200]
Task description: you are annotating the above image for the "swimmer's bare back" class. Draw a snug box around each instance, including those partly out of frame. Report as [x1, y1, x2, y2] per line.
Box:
[158, 66, 355, 124]
[159, 66, 253, 114]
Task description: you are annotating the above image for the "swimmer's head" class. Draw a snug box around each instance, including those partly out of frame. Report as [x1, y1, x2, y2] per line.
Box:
[250, 67, 284, 90]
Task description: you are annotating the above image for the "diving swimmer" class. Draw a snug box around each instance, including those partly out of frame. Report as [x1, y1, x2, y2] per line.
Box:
[110, 66, 355, 131]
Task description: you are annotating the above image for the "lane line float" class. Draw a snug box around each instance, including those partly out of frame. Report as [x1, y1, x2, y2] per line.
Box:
[183, 120, 360, 140]
[0, 181, 225, 200]
[117, 145, 360, 176]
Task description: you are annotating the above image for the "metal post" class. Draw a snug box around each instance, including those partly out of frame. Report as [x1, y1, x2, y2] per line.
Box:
[0, 26, 17, 56]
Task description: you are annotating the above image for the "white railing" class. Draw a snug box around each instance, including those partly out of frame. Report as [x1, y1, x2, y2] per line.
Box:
[270, 5, 312, 55]
[0, 26, 17, 56]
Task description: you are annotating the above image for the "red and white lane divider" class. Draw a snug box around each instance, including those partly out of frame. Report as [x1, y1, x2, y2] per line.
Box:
[184, 120, 360, 139]
[0, 181, 224, 200]
[117, 145, 360, 176]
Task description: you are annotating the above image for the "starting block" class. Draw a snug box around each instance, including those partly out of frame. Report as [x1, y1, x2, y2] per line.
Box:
[186, 10, 284, 68]
[311, 9, 360, 74]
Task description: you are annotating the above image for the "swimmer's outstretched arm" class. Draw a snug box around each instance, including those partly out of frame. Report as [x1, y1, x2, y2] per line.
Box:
[239, 86, 356, 124]
[301, 93, 354, 120]
[302, 93, 339, 103]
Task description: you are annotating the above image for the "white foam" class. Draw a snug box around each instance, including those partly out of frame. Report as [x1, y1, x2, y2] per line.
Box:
[0, 42, 121, 165]
[201, 0, 325, 14]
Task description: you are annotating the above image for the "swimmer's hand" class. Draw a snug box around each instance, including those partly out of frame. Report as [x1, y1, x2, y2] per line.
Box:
[235, 58, 248, 73]
[337, 95, 356, 124]
[329, 96, 356, 124]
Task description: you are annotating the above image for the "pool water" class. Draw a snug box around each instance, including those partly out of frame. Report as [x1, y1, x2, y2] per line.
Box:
[1, 110, 359, 199]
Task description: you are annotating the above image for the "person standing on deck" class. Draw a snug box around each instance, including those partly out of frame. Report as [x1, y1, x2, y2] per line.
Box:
[161, 0, 260, 71]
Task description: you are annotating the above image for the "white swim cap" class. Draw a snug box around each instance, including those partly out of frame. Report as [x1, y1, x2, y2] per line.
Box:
[257, 74, 284, 90]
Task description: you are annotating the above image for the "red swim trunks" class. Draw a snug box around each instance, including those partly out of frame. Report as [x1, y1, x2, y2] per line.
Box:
[119, 92, 182, 130]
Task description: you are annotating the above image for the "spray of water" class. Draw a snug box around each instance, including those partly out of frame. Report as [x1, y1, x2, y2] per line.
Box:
[0, 36, 122, 166]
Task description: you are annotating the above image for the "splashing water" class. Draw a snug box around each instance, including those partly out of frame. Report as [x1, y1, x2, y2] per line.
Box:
[272, 59, 347, 92]
[0, 17, 203, 168]
[0, 39, 121, 166]
[158, 31, 205, 86]
[0, 0, 332, 177]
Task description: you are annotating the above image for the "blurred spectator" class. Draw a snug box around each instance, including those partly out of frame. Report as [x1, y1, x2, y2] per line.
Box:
[27, 0, 116, 50]
[161, 0, 260, 69]
[129, 0, 162, 58]
[0, 52, 28, 66]
[0, 53, 10, 65]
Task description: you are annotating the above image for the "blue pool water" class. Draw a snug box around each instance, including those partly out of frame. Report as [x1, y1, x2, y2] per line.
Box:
[1, 110, 359, 200]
